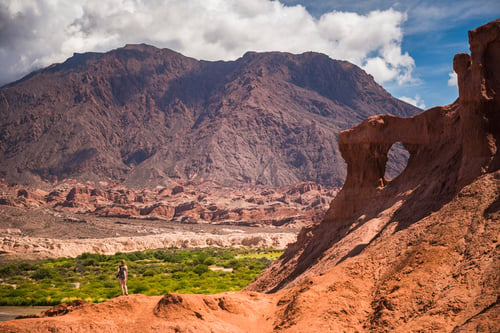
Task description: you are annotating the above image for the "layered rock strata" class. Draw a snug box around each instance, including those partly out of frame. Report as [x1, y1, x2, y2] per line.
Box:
[248, 20, 500, 294]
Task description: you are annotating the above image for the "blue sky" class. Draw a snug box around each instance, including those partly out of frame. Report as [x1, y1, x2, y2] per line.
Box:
[1, 0, 499, 109]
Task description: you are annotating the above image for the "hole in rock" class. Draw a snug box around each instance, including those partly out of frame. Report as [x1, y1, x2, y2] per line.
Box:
[384, 142, 409, 181]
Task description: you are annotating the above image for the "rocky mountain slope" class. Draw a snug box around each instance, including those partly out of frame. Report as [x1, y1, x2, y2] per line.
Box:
[1, 19, 498, 333]
[0, 45, 420, 188]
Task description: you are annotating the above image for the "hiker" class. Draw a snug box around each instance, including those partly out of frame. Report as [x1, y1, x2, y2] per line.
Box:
[117, 259, 128, 296]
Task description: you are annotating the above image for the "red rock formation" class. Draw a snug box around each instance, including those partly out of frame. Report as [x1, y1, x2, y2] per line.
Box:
[1, 20, 499, 333]
[250, 17, 500, 305]
[140, 203, 175, 219]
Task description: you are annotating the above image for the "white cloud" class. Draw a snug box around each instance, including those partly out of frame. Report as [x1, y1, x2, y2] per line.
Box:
[399, 95, 426, 109]
[448, 71, 458, 87]
[0, 0, 415, 87]
[363, 57, 399, 83]
[317, 9, 415, 84]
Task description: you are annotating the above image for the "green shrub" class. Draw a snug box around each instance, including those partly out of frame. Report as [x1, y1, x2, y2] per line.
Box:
[194, 252, 208, 264]
[18, 262, 37, 271]
[113, 252, 127, 260]
[203, 257, 216, 265]
[162, 252, 182, 263]
[142, 269, 156, 277]
[31, 267, 58, 280]
[0, 263, 32, 278]
[130, 282, 149, 294]
[103, 281, 116, 288]
[126, 252, 139, 261]
[0, 247, 281, 305]
[227, 259, 242, 269]
[81, 258, 99, 267]
[193, 264, 209, 276]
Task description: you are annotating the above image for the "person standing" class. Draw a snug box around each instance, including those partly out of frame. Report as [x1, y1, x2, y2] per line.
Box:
[117, 259, 128, 296]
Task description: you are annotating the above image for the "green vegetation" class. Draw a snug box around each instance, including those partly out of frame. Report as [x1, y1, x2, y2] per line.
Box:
[0, 247, 281, 306]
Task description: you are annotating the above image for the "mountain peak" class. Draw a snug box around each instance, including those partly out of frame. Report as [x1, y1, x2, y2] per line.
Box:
[122, 43, 157, 50]
[0, 45, 420, 187]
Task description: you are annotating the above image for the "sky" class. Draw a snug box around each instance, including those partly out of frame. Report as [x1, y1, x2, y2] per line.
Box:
[0, 1, 499, 109]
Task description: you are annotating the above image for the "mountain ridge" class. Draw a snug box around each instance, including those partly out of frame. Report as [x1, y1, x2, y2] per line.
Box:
[0, 45, 420, 187]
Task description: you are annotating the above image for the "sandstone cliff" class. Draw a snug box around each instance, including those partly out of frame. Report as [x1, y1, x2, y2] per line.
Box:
[1, 19, 498, 333]
[247, 19, 500, 330]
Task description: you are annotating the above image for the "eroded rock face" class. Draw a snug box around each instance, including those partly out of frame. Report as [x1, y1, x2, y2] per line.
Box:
[250, 19, 500, 298]
[242, 21, 500, 332]
[248, 20, 500, 294]
[0, 180, 334, 260]
[326, 19, 500, 224]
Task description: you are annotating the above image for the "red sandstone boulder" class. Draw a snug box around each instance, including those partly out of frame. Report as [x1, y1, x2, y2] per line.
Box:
[140, 203, 175, 219]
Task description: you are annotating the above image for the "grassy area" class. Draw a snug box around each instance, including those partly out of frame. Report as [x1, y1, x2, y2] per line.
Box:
[0, 248, 281, 306]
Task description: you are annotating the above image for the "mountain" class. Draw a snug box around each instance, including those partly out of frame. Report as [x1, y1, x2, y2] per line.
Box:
[0, 19, 498, 333]
[0, 45, 420, 187]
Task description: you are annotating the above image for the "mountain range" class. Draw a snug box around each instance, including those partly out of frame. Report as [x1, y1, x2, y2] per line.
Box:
[0, 44, 420, 187]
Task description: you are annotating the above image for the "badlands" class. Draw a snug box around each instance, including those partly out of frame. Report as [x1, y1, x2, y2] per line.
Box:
[0, 19, 499, 333]
[0, 180, 334, 261]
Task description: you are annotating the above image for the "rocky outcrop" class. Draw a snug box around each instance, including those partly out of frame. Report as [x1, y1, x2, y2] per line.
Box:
[0, 180, 334, 235]
[244, 19, 500, 329]
[310, 20, 500, 226]
[0, 180, 332, 260]
[329, 20, 500, 223]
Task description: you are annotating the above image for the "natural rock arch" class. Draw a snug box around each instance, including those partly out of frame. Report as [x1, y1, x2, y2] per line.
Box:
[327, 18, 500, 222]
[248, 20, 500, 295]
[384, 142, 409, 181]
